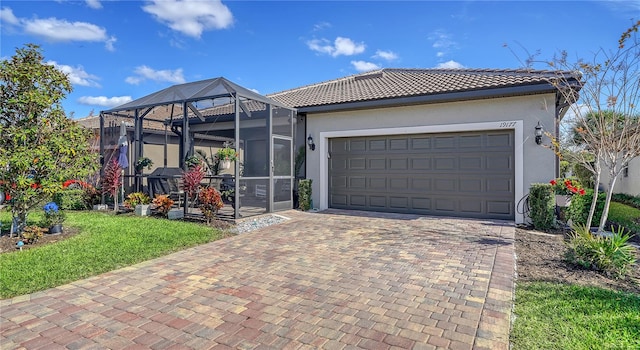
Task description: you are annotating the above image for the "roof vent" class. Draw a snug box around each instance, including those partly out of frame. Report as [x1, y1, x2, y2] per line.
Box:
[354, 72, 384, 81]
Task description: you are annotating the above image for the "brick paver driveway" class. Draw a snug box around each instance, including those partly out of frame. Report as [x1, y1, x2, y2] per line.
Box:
[1, 209, 515, 350]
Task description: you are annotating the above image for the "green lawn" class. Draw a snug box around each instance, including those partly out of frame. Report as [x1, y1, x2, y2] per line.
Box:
[609, 201, 640, 236]
[511, 282, 640, 349]
[0, 211, 226, 299]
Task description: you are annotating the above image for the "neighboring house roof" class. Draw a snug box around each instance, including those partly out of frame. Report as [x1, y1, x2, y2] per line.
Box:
[77, 114, 167, 132]
[268, 68, 580, 113]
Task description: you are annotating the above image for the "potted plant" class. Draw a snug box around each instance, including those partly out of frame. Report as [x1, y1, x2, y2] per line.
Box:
[124, 192, 152, 216]
[550, 178, 586, 207]
[42, 202, 65, 234]
[135, 157, 153, 173]
[216, 147, 238, 170]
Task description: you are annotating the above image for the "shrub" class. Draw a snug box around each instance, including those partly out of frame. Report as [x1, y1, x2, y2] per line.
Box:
[298, 179, 312, 211]
[199, 186, 224, 224]
[21, 225, 44, 244]
[101, 158, 122, 211]
[82, 184, 101, 208]
[568, 189, 606, 227]
[152, 194, 174, 217]
[123, 192, 151, 209]
[565, 225, 637, 278]
[52, 189, 86, 210]
[573, 163, 595, 189]
[612, 193, 640, 209]
[528, 183, 555, 230]
[182, 164, 205, 201]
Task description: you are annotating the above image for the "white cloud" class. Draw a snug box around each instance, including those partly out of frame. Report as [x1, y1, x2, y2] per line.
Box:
[0, 7, 19, 25]
[313, 21, 331, 31]
[429, 29, 458, 58]
[307, 36, 365, 57]
[125, 65, 186, 85]
[435, 60, 465, 69]
[85, 0, 102, 9]
[374, 50, 398, 61]
[78, 96, 132, 107]
[351, 61, 380, 72]
[142, 0, 233, 38]
[3, 8, 116, 51]
[307, 38, 334, 55]
[47, 61, 100, 87]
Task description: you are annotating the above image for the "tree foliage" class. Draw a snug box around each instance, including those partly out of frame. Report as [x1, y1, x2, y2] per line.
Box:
[0, 44, 99, 235]
[530, 21, 640, 231]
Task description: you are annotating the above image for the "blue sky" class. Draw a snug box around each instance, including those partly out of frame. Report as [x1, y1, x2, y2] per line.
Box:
[1, 0, 638, 119]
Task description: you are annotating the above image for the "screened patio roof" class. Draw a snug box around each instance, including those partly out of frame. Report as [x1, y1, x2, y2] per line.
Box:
[102, 77, 290, 114]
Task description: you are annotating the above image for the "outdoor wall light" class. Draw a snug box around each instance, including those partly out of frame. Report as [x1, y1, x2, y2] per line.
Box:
[534, 122, 543, 145]
[307, 135, 316, 151]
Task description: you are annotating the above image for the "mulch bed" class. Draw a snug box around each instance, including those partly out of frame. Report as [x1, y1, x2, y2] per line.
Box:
[515, 227, 640, 294]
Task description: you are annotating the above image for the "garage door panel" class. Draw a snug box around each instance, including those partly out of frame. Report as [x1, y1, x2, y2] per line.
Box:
[460, 135, 482, 148]
[435, 158, 456, 170]
[412, 178, 431, 191]
[369, 158, 386, 169]
[411, 137, 432, 149]
[369, 139, 387, 151]
[487, 133, 512, 147]
[434, 178, 456, 192]
[349, 140, 366, 151]
[349, 158, 366, 169]
[331, 175, 348, 189]
[412, 197, 431, 210]
[460, 200, 482, 214]
[369, 177, 387, 190]
[350, 195, 366, 207]
[434, 136, 456, 149]
[411, 158, 431, 170]
[486, 156, 511, 171]
[460, 156, 483, 170]
[370, 196, 387, 207]
[349, 177, 366, 189]
[460, 179, 482, 192]
[487, 201, 512, 215]
[331, 194, 348, 206]
[329, 130, 514, 220]
[389, 158, 408, 170]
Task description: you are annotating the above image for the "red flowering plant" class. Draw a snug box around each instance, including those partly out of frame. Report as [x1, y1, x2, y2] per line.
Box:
[549, 178, 586, 196]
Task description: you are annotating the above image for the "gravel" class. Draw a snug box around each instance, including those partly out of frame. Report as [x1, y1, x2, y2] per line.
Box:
[231, 214, 290, 234]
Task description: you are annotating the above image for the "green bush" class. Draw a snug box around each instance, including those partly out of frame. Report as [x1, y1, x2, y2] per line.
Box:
[568, 189, 606, 227]
[573, 163, 595, 189]
[298, 179, 312, 211]
[528, 183, 555, 230]
[612, 193, 640, 209]
[52, 189, 87, 210]
[565, 225, 636, 278]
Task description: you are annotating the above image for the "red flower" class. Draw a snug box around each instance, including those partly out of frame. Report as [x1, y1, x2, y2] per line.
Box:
[550, 179, 557, 185]
[578, 189, 586, 195]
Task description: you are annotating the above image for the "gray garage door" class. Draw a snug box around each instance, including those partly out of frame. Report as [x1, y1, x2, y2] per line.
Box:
[329, 130, 514, 220]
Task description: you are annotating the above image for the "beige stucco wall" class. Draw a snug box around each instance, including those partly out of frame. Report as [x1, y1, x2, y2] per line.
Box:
[305, 93, 558, 224]
[602, 157, 640, 196]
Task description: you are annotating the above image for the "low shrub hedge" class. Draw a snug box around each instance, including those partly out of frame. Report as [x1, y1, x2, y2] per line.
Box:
[612, 193, 640, 209]
[529, 183, 555, 230]
[52, 189, 87, 210]
[568, 189, 606, 227]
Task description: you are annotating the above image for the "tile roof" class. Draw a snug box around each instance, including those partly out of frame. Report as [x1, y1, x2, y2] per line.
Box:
[268, 68, 577, 109]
